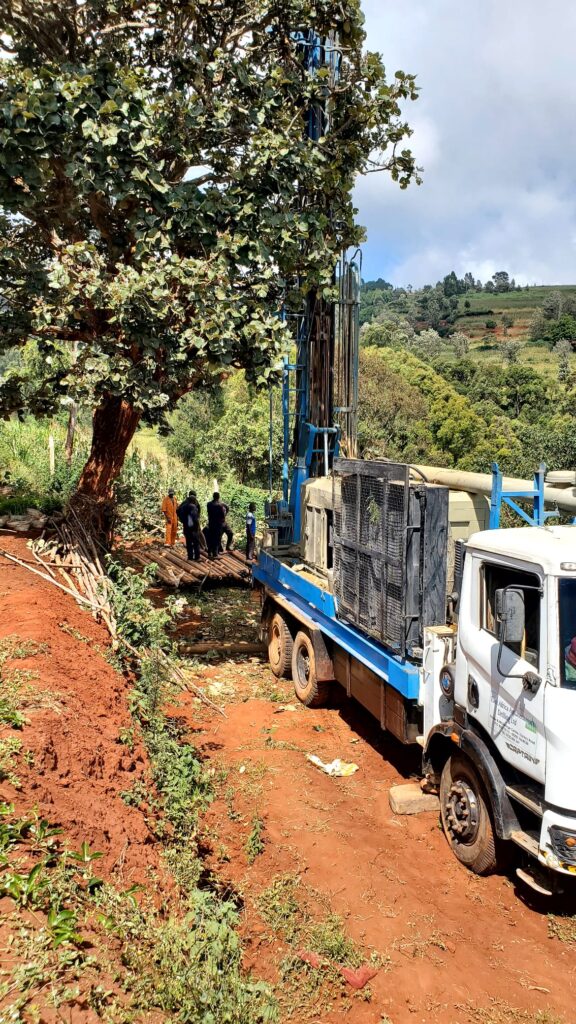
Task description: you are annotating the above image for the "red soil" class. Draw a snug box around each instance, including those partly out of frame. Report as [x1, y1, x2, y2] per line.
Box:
[0, 534, 159, 884]
[190, 667, 576, 1024]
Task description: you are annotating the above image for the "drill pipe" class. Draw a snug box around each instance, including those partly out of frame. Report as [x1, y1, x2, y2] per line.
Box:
[410, 465, 576, 515]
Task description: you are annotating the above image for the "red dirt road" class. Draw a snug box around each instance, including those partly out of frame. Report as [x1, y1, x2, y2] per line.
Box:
[188, 646, 576, 1023]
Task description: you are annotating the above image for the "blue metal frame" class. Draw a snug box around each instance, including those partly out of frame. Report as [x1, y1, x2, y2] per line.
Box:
[254, 551, 421, 700]
[489, 461, 558, 529]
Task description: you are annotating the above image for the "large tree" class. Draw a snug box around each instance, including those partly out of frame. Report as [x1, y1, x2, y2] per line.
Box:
[0, 0, 419, 529]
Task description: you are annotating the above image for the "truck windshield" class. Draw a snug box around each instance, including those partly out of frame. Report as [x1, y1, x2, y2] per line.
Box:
[559, 578, 576, 689]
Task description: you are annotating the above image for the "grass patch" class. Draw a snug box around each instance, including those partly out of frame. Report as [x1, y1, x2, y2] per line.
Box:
[0, 635, 53, 730]
[0, 802, 277, 1024]
[459, 1000, 564, 1023]
[257, 875, 384, 1020]
[0, 736, 22, 786]
[104, 562, 278, 1020]
[548, 912, 576, 944]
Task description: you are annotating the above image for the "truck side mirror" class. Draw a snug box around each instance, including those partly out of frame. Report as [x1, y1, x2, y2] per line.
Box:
[495, 587, 526, 646]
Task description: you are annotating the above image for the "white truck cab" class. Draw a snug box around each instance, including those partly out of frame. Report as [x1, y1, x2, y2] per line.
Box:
[424, 526, 576, 889]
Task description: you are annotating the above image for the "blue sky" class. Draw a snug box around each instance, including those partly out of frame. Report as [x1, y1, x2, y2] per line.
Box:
[354, 0, 576, 287]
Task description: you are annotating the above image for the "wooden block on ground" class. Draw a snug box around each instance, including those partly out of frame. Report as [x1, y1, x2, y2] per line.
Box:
[389, 783, 440, 816]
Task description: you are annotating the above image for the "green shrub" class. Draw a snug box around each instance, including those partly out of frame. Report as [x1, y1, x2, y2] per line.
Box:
[0, 417, 89, 509]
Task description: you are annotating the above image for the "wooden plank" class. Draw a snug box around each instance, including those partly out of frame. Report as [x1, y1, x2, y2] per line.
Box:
[178, 641, 265, 656]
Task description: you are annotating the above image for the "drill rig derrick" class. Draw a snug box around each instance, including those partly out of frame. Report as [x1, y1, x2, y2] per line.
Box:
[272, 29, 361, 544]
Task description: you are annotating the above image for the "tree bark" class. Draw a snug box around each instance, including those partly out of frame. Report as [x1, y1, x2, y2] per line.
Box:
[71, 394, 141, 545]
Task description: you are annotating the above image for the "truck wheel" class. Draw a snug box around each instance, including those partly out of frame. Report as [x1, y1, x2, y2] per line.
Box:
[292, 630, 331, 708]
[268, 612, 293, 679]
[440, 752, 498, 875]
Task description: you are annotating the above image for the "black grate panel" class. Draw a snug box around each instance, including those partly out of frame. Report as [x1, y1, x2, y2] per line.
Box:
[333, 459, 449, 657]
[333, 459, 410, 654]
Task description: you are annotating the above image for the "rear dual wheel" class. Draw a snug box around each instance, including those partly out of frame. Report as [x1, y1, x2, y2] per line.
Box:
[291, 630, 331, 708]
[267, 612, 293, 679]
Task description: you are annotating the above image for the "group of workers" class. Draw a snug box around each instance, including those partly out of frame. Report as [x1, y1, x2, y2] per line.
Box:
[161, 489, 257, 563]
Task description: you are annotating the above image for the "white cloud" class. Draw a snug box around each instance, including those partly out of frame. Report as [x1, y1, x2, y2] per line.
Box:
[355, 0, 576, 286]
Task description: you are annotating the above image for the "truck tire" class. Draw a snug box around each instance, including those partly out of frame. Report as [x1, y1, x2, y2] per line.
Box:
[268, 612, 293, 679]
[440, 752, 498, 875]
[292, 630, 331, 708]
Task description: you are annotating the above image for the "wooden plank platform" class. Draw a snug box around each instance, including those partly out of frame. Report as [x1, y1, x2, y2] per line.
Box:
[125, 542, 252, 588]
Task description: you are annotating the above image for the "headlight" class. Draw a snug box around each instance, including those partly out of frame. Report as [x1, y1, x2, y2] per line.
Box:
[549, 825, 576, 865]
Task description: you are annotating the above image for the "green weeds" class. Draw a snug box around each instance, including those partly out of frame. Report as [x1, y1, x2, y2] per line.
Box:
[256, 873, 385, 1019]
[101, 559, 278, 1021]
[245, 815, 265, 864]
[548, 912, 576, 944]
[0, 636, 50, 729]
[0, 737, 22, 786]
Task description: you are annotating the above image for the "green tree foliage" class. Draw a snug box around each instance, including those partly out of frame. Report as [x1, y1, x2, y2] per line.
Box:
[434, 359, 553, 423]
[450, 331, 470, 358]
[0, 0, 420, 509]
[360, 312, 415, 349]
[555, 339, 573, 384]
[357, 348, 573, 474]
[167, 372, 282, 488]
[544, 315, 576, 346]
[501, 339, 522, 365]
[359, 347, 489, 465]
[528, 291, 576, 348]
[492, 271, 510, 293]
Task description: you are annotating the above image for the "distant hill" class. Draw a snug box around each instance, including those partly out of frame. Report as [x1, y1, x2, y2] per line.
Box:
[360, 282, 576, 378]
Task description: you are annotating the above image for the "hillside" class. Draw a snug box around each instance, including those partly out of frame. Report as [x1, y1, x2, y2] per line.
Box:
[453, 285, 576, 373]
[360, 280, 576, 379]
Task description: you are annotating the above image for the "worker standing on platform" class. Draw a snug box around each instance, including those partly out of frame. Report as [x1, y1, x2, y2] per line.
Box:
[161, 489, 178, 546]
[177, 490, 201, 561]
[207, 491, 233, 558]
[245, 502, 257, 562]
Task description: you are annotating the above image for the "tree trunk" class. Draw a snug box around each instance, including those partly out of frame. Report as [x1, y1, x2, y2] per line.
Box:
[71, 394, 141, 545]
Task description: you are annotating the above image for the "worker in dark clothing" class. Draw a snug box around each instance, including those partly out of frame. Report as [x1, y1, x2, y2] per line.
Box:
[206, 491, 233, 558]
[177, 491, 201, 561]
[245, 502, 257, 562]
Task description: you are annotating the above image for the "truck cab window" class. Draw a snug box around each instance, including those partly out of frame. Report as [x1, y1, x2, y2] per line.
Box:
[558, 578, 576, 689]
[482, 563, 541, 668]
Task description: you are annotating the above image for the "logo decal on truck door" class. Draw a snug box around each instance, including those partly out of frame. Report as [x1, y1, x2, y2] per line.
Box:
[490, 692, 540, 765]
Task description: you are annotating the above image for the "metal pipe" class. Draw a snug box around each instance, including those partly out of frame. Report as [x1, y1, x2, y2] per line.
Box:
[410, 464, 576, 514]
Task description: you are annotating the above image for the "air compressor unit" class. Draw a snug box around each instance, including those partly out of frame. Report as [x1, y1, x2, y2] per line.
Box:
[332, 458, 448, 658]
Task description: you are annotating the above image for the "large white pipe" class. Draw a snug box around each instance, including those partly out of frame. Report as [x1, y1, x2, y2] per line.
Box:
[410, 464, 576, 515]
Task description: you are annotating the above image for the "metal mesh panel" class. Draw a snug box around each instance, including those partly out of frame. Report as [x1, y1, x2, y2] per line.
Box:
[333, 460, 410, 654]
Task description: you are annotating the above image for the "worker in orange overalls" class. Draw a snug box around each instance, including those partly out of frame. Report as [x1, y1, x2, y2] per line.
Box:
[161, 489, 178, 546]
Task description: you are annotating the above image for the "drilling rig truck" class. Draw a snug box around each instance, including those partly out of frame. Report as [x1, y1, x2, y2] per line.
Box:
[253, 29, 576, 896]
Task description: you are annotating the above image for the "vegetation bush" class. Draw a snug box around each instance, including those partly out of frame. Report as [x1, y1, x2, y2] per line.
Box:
[0, 417, 89, 510]
[167, 373, 282, 491]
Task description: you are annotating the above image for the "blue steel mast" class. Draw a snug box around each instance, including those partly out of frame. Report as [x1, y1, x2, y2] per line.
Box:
[276, 30, 360, 544]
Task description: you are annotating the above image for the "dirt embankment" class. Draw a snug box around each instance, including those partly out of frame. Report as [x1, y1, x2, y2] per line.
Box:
[0, 535, 159, 883]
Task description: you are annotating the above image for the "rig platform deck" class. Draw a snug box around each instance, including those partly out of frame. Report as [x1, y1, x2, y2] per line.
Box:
[125, 542, 252, 589]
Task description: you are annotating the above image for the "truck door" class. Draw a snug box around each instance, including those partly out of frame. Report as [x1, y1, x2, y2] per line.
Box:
[460, 559, 545, 784]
